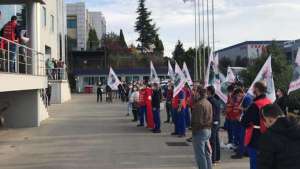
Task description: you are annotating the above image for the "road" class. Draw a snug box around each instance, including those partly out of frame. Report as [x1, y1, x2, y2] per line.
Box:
[0, 94, 248, 169]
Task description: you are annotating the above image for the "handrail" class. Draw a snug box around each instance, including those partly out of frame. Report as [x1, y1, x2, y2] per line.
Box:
[0, 36, 46, 76]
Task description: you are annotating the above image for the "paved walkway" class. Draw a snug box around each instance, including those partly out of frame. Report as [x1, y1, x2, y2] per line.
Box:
[0, 95, 248, 169]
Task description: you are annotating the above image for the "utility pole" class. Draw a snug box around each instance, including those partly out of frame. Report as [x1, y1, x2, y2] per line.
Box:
[194, 0, 198, 81]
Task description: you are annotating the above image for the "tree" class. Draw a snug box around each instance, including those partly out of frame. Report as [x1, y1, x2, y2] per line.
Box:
[172, 40, 185, 65]
[135, 0, 158, 53]
[87, 29, 100, 50]
[153, 34, 164, 57]
[119, 29, 128, 48]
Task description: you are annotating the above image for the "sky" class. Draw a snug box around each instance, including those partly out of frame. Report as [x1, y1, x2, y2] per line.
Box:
[65, 0, 300, 57]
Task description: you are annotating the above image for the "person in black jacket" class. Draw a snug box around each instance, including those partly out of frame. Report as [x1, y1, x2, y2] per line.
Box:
[241, 81, 272, 169]
[207, 86, 221, 164]
[152, 83, 162, 133]
[97, 83, 103, 103]
[274, 88, 288, 115]
[258, 104, 300, 169]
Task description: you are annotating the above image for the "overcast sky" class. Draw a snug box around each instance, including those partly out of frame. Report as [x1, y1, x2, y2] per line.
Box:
[65, 0, 300, 57]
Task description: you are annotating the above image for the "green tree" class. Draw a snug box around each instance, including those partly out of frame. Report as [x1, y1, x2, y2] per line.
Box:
[172, 40, 185, 65]
[119, 29, 128, 48]
[135, 0, 158, 53]
[153, 34, 164, 57]
[87, 29, 100, 50]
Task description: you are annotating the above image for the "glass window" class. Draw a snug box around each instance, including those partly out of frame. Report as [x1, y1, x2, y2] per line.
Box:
[50, 15, 54, 32]
[42, 7, 46, 27]
[67, 19, 77, 28]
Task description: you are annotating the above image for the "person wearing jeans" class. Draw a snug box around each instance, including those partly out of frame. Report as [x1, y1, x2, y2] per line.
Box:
[151, 83, 161, 133]
[191, 87, 213, 169]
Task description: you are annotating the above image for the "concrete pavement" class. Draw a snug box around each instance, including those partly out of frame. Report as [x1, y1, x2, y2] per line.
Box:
[0, 94, 248, 169]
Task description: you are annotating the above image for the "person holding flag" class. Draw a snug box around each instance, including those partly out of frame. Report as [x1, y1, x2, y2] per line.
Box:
[171, 62, 187, 137]
[145, 83, 154, 129]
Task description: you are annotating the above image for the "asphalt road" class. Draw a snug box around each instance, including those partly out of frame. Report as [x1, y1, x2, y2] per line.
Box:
[0, 94, 248, 169]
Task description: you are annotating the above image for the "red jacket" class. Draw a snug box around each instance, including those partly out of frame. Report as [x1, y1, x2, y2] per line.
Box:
[139, 89, 146, 106]
[230, 95, 244, 120]
[1, 21, 17, 49]
[225, 94, 234, 120]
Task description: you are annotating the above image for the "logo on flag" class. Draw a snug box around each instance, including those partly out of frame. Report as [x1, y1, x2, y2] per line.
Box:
[150, 61, 160, 84]
[182, 62, 193, 86]
[107, 67, 121, 90]
[288, 48, 300, 94]
[247, 56, 276, 102]
[173, 62, 186, 97]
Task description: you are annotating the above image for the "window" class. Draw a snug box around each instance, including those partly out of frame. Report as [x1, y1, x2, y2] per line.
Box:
[50, 15, 54, 32]
[67, 19, 77, 28]
[42, 7, 46, 27]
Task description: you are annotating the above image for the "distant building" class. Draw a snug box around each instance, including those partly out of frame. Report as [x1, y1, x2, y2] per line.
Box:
[216, 41, 287, 63]
[66, 2, 106, 51]
[283, 40, 300, 62]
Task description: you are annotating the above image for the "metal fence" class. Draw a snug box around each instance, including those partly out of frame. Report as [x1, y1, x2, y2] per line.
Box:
[0, 36, 45, 76]
[46, 68, 67, 81]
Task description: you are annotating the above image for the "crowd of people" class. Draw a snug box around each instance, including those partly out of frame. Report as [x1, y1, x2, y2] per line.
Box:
[46, 58, 65, 80]
[100, 79, 300, 169]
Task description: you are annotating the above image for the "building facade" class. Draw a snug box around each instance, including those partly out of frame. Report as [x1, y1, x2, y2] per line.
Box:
[66, 2, 106, 51]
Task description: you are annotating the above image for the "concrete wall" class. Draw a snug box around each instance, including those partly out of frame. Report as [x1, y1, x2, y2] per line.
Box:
[0, 90, 48, 128]
[50, 81, 71, 104]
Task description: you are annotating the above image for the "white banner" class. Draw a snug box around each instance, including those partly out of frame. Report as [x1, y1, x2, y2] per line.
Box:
[107, 67, 121, 90]
[173, 62, 186, 97]
[288, 48, 300, 94]
[168, 60, 175, 80]
[182, 62, 193, 86]
[150, 61, 160, 84]
[226, 67, 236, 83]
[247, 56, 276, 102]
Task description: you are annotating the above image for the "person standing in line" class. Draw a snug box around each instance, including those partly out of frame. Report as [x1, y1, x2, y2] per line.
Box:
[191, 86, 213, 169]
[130, 86, 140, 122]
[207, 86, 221, 165]
[171, 89, 186, 137]
[164, 84, 173, 123]
[258, 104, 300, 169]
[241, 81, 272, 169]
[106, 85, 112, 103]
[137, 84, 147, 127]
[152, 83, 161, 133]
[145, 83, 154, 129]
[274, 88, 288, 116]
[231, 88, 244, 148]
[97, 83, 103, 103]
[225, 85, 235, 147]
[183, 83, 192, 128]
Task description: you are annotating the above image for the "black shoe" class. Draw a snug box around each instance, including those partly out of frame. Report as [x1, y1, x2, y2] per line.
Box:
[137, 124, 144, 127]
[171, 132, 178, 136]
[178, 135, 186, 138]
[231, 154, 243, 159]
[153, 129, 161, 133]
[186, 137, 192, 142]
[164, 120, 170, 123]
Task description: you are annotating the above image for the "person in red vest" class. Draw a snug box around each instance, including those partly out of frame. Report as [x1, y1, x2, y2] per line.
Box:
[183, 83, 192, 128]
[1, 16, 19, 72]
[172, 89, 186, 137]
[137, 84, 147, 127]
[145, 83, 154, 129]
[241, 81, 272, 169]
[224, 85, 235, 146]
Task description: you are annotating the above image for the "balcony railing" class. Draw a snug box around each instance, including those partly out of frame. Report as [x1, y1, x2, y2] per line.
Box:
[47, 68, 67, 81]
[0, 36, 45, 76]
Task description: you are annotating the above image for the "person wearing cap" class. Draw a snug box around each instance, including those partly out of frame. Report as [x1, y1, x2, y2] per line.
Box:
[241, 81, 272, 169]
[152, 83, 162, 133]
[258, 104, 300, 169]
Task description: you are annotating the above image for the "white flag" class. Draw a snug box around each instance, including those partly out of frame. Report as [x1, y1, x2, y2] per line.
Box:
[107, 67, 121, 90]
[150, 61, 160, 84]
[182, 62, 193, 86]
[168, 60, 175, 80]
[204, 52, 215, 87]
[173, 62, 186, 97]
[288, 48, 300, 94]
[226, 67, 236, 83]
[247, 56, 276, 102]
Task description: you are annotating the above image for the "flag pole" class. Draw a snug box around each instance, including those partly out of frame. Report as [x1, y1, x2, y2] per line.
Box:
[194, 0, 198, 81]
[212, 0, 215, 54]
[201, 0, 206, 81]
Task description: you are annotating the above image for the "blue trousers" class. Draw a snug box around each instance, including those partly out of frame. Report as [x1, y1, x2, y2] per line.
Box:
[193, 129, 212, 169]
[248, 147, 257, 169]
[172, 108, 178, 134]
[238, 125, 246, 155]
[139, 106, 146, 126]
[176, 109, 186, 136]
[153, 108, 161, 130]
[227, 120, 240, 145]
[184, 107, 191, 128]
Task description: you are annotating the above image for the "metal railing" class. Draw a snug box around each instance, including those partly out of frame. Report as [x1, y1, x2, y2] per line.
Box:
[0, 36, 45, 76]
[46, 68, 67, 81]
